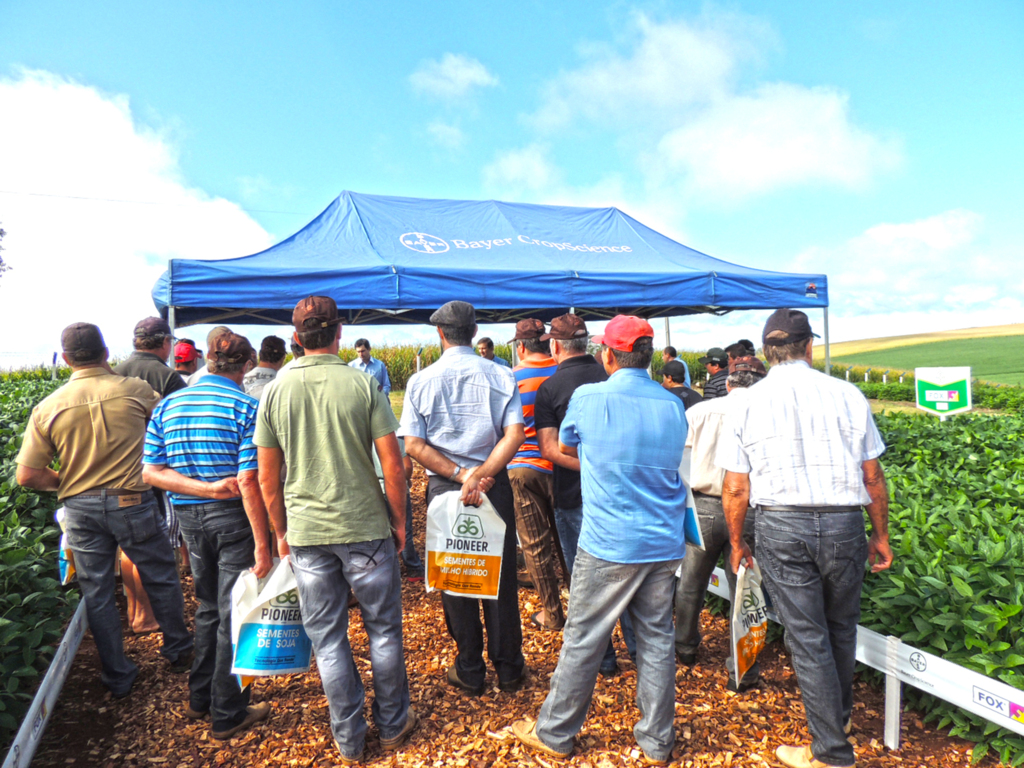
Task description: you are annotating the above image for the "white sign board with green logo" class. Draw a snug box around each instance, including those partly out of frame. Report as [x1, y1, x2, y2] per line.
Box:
[915, 367, 972, 420]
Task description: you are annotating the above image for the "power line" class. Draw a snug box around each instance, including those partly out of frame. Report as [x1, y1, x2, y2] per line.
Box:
[0, 189, 307, 217]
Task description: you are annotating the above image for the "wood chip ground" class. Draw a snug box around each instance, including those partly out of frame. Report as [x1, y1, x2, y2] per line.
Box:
[33, 466, 994, 767]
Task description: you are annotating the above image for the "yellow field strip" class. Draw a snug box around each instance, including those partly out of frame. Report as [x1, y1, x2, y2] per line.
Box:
[815, 323, 1024, 357]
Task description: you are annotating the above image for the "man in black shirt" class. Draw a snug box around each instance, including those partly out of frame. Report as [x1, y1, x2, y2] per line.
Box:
[115, 317, 187, 398]
[699, 347, 729, 400]
[533, 313, 635, 675]
[662, 360, 703, 410]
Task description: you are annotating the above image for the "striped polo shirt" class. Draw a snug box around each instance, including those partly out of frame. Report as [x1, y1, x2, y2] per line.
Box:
[508, 356, 559, 473]
[143, 375, 259, 505]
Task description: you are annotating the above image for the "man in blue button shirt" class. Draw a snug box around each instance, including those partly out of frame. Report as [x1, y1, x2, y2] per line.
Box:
[512, 315, 688, 765]
[349, 338, 392, 397]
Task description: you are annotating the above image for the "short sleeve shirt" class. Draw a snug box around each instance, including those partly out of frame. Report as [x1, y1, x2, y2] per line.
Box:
[716, 360, 886, 506]
[17, 368, 160, 499]
[399, 346, 523, 472]
[143, 376, 259, 505]
[559, 368, 688, 563]
[253, 355, 400, 546]
[532, 355, 608, 509]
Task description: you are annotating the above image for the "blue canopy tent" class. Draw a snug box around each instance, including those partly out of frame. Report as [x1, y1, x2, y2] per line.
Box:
[152, 191, 832, 364]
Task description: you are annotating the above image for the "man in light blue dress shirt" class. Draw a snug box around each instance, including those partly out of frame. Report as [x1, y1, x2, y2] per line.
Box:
[513, 315, 688, 766]
[349, 338, 391, 397]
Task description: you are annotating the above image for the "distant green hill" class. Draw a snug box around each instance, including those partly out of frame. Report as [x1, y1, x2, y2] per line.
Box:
[833, 335, 1024, 386]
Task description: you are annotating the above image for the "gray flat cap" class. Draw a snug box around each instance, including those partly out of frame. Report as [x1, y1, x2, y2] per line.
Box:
[429, 301, 476, 326]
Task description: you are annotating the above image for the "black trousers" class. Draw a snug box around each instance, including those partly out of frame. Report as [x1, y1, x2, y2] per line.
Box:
[427, 470, 525, 688]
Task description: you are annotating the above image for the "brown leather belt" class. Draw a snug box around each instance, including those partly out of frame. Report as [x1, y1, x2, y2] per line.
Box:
[71, 488, 149, 497]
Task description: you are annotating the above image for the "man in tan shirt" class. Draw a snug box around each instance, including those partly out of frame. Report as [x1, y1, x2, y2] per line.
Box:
[674, 357, 766, 691]
[16, 323, 193, 698]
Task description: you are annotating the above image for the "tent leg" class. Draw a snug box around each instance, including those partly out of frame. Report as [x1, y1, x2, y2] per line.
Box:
[169, 306, 176, 342]
[664, 317, 671, 349]
[823, 307, 831, 377]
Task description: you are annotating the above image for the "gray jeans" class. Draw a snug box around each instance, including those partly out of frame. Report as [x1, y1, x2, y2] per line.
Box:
[535, 548, 682, 762]
[62, 490, 192, 695]
[290, 538, 410, 760]
[757, 508, 867, 766]
[674, 493, 759, 683]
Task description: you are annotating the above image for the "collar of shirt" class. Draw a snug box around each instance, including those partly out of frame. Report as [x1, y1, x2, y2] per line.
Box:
[557, 354, 600, 371]
[200, 374, 245, 392]
[291, 354, 346, 369]
[69, 367, 111, 381]
[608, 367, 651, 382]
[351, 356, 378, 367]
[130, 351, 169, 364]
[442, 345, 476, 360]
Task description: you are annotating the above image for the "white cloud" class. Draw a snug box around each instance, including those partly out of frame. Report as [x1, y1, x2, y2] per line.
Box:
[523, 11, 899, 204]
[789, 210, 1018, 329]
[529, 11, 773, 131]
[651, 83, 902, 202]
[0, 69, 272, 367]
[409, 53, 498, 100]
[426, 121, 466, 150]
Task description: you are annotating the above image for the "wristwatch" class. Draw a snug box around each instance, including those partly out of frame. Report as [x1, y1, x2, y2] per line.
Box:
[449, 465, 462, 481]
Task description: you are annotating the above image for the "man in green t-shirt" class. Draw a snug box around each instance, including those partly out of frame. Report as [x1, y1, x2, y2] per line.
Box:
[254, 296, 417, 765]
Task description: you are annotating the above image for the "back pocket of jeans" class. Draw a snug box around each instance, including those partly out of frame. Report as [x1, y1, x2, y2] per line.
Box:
[829, 535, 867, 587]
[759, 535, 817, 587]
[124, 503, 160, 545]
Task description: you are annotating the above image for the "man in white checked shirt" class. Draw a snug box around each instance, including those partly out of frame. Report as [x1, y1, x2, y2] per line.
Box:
[716, 309, 893, 768]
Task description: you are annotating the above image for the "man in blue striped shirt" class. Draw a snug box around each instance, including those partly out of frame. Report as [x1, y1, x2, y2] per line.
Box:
[143, 332, 274, 742]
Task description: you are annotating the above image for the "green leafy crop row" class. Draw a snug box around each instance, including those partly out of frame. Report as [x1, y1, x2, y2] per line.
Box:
[0, 379, 73, 749]
[866, 412, 1024, 765]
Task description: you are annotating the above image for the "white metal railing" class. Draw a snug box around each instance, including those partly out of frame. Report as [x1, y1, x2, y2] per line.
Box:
[707, 567, 1024, 750]
[3, 600, 87, 768]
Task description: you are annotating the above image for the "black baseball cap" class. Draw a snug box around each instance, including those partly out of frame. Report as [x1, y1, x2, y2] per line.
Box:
[61, 322, 105, 357]
[662, 360, 689, 383]
[762, 309, 820, 347]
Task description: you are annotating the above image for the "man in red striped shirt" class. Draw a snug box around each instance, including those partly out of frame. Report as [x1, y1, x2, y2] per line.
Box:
[507, 318, 565, 630]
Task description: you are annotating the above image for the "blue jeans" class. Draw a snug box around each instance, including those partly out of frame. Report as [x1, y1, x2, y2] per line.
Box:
[756, 508, 867, 766]
[290, 538, 410, 760]
[535, 549, 682, 761]
[62, 491, 192, 695]
[554, 504, 636, 667]
[176, 500, 254, 731]
[674, 494, 759, 684]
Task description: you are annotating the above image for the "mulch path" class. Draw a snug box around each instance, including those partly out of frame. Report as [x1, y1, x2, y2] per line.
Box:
[33, 467, 991, 767]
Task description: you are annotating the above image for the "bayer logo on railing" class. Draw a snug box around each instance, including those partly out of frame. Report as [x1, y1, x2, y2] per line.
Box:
[400, 232, 449, 254]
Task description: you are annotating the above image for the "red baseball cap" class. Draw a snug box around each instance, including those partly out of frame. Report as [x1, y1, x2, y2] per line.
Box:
[174, 341, 199, 363]
[591, 315, 655, 352]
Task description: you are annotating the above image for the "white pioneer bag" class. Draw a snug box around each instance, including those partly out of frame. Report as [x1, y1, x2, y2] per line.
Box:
[731, 559, 769, 683]
[425, 490, 506, 600]
[230, 557, 313, 679]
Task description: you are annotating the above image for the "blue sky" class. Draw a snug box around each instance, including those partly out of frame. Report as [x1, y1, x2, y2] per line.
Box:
[1, 0, 1022, 364]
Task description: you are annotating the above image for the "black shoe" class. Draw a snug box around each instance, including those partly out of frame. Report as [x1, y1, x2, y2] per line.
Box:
[446, 664, 485, 696]
[168, 648, 194, 673]
[676, 651, 697, 666]
[727, 675, 762, 693]
[498, 667, 529, 693]
[598, 662, 618, 678]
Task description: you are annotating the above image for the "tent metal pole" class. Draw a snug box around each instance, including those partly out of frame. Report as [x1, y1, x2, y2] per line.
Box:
[169, 306, 176, 342]
[823, 307, 831, 376]
[664, 317, 671, 349]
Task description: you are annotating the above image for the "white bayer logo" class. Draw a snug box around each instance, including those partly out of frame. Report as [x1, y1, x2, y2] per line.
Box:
[400, 232, 449, 254]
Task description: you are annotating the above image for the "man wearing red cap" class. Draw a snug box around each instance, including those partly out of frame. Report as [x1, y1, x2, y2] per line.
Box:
[174, 340, 200, 378]
[513, 315, 689, 765]
[718, 308, 892, 768]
